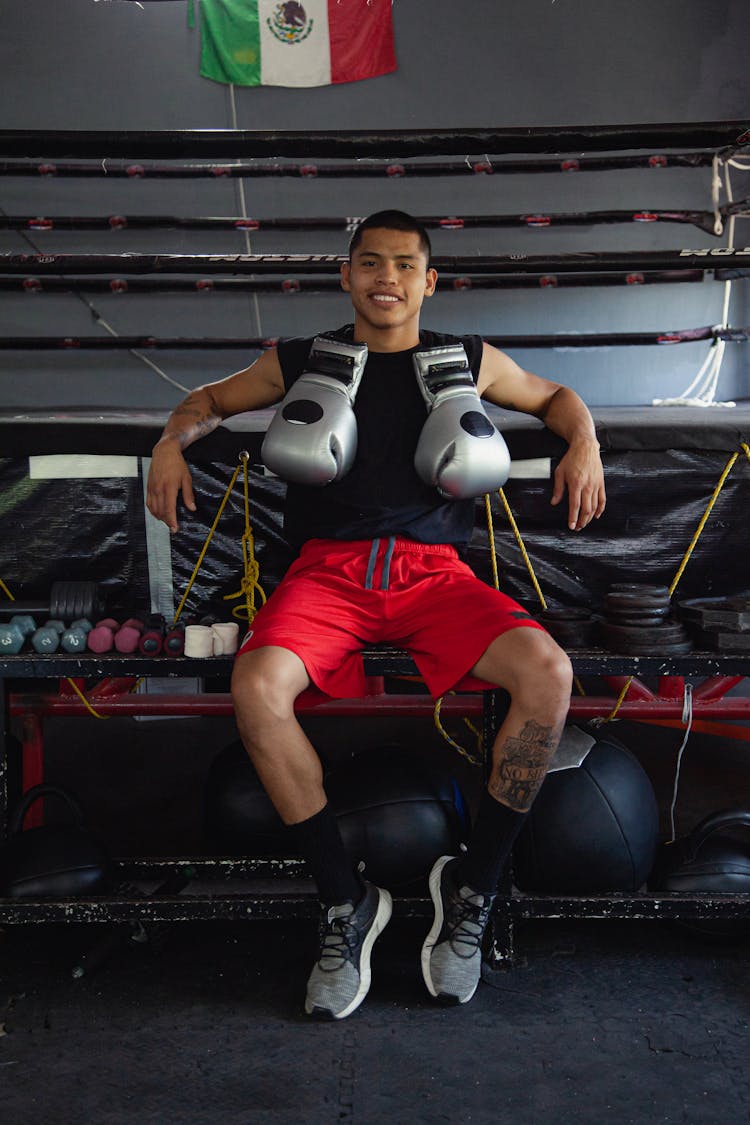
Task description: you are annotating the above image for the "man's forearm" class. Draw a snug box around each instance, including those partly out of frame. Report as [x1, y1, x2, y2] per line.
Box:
[539, 386, 599, 448]
[155, 388, 224, 452]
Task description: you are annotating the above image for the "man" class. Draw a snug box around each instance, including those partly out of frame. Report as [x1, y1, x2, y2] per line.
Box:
[147, 210, 605, 1020]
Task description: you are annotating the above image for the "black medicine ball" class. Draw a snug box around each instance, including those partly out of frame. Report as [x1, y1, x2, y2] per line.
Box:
[203, 742, 469, 888]
[513, 728, 660, 893]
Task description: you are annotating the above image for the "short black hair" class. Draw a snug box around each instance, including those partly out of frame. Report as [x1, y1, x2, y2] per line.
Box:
[348, 209, 432, 263]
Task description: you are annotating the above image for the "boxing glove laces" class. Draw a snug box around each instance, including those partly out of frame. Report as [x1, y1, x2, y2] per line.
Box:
[262, 336, 368, 485]
[413, 344, 511, 499]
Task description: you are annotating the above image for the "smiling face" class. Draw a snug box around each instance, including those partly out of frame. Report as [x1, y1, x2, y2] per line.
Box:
[340, 228, 438, 351]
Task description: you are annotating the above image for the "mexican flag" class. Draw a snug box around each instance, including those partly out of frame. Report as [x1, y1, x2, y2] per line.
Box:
[192, 0, 397, 87]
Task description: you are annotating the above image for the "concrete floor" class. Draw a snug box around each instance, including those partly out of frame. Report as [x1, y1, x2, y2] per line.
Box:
[1, 713, 749, 1123]
[1, 915, 748, 1124]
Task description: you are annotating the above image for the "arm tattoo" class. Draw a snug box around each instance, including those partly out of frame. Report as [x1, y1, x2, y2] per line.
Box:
[171, 398, 220, 447]
[488, 719, 562, 812]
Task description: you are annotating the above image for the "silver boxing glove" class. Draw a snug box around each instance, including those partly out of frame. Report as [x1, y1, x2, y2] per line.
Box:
[413, 344, 511, 499]
[262, 337, 368, 485]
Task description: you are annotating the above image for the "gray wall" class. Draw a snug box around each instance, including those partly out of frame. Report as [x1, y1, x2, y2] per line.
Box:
[0, 0, 748, 410]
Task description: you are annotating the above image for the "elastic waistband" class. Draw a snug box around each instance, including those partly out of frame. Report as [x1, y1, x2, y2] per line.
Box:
[306, 537, 458, 559]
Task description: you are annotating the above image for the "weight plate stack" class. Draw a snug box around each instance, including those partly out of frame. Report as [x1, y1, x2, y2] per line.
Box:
[598, 584, 692, 655]
[49, 581, 103, 623]
[538, 607, 596, 648]
[678, 596, 750, 652]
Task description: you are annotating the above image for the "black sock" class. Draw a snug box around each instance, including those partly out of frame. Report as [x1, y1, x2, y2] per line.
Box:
[286, 803, 361, 906]
[458, 790, 529, 895]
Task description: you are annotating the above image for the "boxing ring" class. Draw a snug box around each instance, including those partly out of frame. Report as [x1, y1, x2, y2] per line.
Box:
[0, 123, 748, 962]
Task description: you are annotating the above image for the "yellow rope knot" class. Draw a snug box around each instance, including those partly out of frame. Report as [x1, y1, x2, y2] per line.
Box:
[175, 451, 265, 625]
[223, 529, 267, 623]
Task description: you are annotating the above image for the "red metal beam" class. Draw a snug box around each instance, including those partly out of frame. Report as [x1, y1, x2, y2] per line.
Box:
[691, 675, 746, 701]
[9, 690, 750, 721]
[9, 691, 482, 719]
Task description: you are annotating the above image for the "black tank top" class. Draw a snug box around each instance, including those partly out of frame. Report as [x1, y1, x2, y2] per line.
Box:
[277, 326, 484, 554]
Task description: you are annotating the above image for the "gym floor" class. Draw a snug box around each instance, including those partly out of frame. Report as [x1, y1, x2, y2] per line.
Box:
[1, 715, 749, 1124]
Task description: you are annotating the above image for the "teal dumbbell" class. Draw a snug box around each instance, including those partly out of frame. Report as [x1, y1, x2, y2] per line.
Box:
[32, 625, 61, 654]
[0, 622, 25, 654]
[61, 626, 88, 653]
[10, 614, 37, 638]
[61, 617, 93, 653]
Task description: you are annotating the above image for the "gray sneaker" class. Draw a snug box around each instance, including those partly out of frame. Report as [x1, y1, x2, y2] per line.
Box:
[305, 880, 393, 1020]
[421, 855, 495, 1004]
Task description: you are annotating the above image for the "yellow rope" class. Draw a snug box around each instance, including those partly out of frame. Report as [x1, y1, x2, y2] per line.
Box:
[497, 487, 548, 610]
[0, 579, 15, 601]
[434, 487, 552, 762]
[433, 693, 484, 767]
[490, 489, 596, 699]
[173, 452, 265, 626]
[223, 452, 267, 622]
[64, 677, 109, 720]
[173, 460, 242, 624]
[483, 493, 500, 591]
[668, 450, 739, 598]
[603, 676, 634, 723]
[603, 441, 749, 721]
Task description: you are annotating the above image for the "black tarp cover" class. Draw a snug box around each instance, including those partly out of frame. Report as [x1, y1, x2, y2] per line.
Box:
[0, 406, 748, 622]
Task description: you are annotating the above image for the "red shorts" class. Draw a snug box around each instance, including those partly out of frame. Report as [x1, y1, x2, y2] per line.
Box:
[237, 537, 546, 699]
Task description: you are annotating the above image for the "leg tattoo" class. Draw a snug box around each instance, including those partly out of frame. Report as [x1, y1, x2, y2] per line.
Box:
[489, 719, 563, 812]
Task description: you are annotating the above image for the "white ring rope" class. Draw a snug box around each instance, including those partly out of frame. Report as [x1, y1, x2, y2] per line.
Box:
[653, 158, 739, 409]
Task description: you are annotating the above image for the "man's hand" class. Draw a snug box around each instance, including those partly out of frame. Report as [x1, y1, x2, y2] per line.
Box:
[146, 440, 197, 533]
[550, 438, 606, 531]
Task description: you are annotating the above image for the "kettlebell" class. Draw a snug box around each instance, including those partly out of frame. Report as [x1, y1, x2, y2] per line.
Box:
[650, 808, 750, 936]
[0, 784, 111, 898]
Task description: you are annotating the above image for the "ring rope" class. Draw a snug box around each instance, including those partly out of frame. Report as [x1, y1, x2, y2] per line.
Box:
[655, 158, 740, 408]
[2, 206, 743, 235]
[2, 121, 745, 159]
[4, 249, 749, 275]
[6, 326, 748, 351]
[0, 271, 708, 296]
[0, 151, 726, 180]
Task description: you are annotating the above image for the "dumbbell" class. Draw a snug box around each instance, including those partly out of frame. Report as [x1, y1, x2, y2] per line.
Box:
[0, 581, 104, 624]
[61, 618, 93, 653]
[0, 614, 38, 652]
[87, 618, 121, 654]
[114, 618, 144, 654]
[138, 615, 188, 656]
[0, 615, 60, 656]
[138, 616, 207, 657]
[31, 619, 66, 654]
[0, 627, 24, 654]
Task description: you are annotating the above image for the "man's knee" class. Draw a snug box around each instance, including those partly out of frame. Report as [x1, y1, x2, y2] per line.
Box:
[476, 628, 573, 706]
[528, 636, 573, 700]
[231, 645, 309, 723]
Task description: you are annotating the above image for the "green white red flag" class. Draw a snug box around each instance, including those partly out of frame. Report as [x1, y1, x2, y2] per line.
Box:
[192, 0, 397, 87]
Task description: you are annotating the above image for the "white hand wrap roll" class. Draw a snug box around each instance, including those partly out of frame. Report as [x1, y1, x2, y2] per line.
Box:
[184, 624, 215, 658]
[262, 337, 368, 486]
[413, 344, 511, 499]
